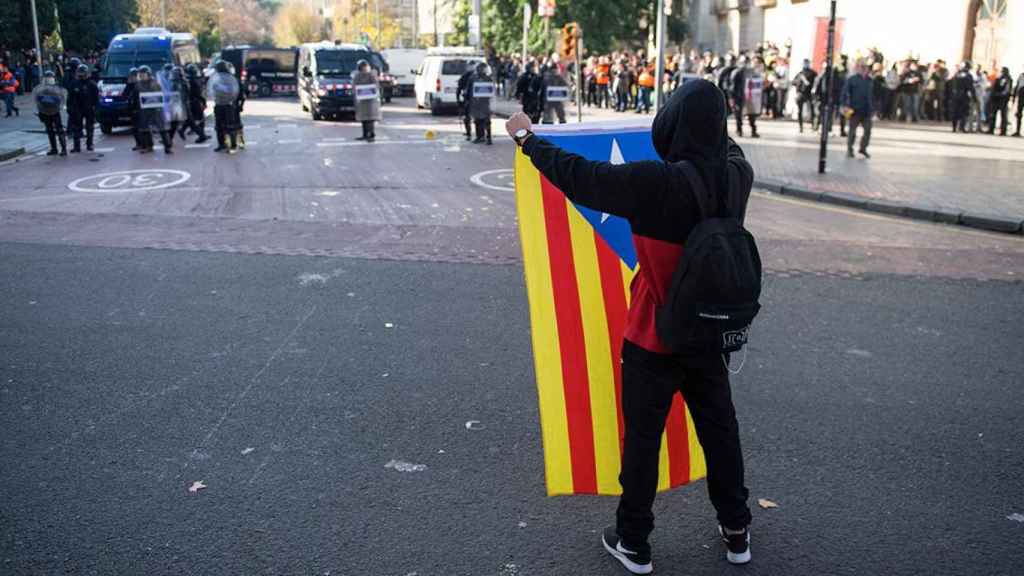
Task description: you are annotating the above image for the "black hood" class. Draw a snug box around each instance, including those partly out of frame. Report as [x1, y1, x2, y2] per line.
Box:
[651, 78, 729, 200]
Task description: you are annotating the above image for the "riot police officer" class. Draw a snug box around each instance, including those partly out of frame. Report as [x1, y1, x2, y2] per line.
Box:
[988, 67, 1012, 136]
[67, 64, 99, 152]
[515, 62, 543, 124]
[793, 59, 817, 133]
[541, 65, 569, 124]
[950, 61, 976, 133]
[33, 70, 67, 156]
[468, 62, 494, 145]
[352, 59, 382, 142]
[135, 65, 172, 154]
[184, 63, 209, 143]
[207, 60, 241, 152]
[456, 66, 475, 140]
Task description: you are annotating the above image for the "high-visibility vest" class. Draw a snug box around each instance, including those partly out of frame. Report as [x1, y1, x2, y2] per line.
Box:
[596, 64, 610, 85]
[1, 71, 18, 94]
[638, 69, 655, 88]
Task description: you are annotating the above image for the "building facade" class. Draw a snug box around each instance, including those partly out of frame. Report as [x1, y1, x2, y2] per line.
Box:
[689, 0, 1021, 74]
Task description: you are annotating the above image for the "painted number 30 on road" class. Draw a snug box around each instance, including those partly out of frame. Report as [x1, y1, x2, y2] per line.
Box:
[68, 169, 192, 193]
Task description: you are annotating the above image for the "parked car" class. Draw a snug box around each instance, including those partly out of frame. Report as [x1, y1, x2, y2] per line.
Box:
[381, 48, 426, 96]
[414, 47, 485, 115]
[243, 48, 299, 97]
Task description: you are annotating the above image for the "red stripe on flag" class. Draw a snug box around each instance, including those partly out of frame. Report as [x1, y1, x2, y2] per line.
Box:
[665, 393, 690, 486]
[593, 233, 628, 455]
[539, 176, 598, 494]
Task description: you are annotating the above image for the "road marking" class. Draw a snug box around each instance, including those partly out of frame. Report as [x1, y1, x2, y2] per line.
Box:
[185, 143, 212, 148]
[92, 147, 115, 153]
[321, 137, 348, 142]
[470, 168, 515, 192]
[278, 139, 302, 144]
[68, 169, 191, 193]
[277, 123, 297, 129]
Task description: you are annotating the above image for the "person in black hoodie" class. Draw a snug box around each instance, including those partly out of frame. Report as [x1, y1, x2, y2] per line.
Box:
[506, 78, 754, 575]
[66, 64, 99, 152]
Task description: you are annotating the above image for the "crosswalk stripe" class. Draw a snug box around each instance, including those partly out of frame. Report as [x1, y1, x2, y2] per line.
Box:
[92, 147, 116, 152]
[278, 139, 302, 144]
[185, 143, 212, 148]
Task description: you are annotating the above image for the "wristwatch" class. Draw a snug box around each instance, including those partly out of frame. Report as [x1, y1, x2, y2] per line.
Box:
[513, 128, 533, 147]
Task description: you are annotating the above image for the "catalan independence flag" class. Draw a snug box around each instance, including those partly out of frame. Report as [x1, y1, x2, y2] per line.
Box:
[515, 121, 707, 496]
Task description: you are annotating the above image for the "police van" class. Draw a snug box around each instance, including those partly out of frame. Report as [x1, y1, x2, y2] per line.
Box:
[297, 42, 391, 121]
[96, 28, 200, 134]
[414, 47, 485, 115]
[243, 48, 299, 97]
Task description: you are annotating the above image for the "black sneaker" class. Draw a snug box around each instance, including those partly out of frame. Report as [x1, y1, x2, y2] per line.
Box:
[719, 525, 751, 565]
[602, 526, 652, 575]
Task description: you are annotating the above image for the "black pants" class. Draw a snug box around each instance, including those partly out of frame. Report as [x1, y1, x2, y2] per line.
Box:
[41, 114, 66, 153]
[1015, 98, 1023, 135]
[848, 113, 872, 153]
[473, 118, 491, 142]
[616, 341, 751, 551]
[68, 110, 95, 149]
[734, 107, 758, 136]
[361, 120, 376, 139]
[797, 96, 815, 132]
[214, 104, 238, 149]
[462, 104, 472, 138]
[988, 97, 1009, 134]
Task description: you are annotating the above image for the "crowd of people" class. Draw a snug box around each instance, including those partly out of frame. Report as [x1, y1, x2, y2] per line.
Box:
[487, 42, 1024, 141]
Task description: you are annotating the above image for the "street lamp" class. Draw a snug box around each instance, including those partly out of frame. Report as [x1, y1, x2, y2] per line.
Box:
[29, 0, 44, 75]
[817, 0, 838, 174]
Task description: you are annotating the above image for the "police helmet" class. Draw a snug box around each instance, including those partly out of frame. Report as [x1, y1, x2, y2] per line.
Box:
[356, 59, 370, 71]
[76, 64, 90, 79]
[68, 57, 81, 69]
[43, 70, 55, 78]
[163, 63, 173, 72]
[137, 65, 152, 75]
[214, 60, 230, 73]
[475, 62, 488, 75]
[186, 63, 199, 77]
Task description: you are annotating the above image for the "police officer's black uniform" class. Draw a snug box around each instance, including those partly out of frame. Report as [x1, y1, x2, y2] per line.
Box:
[988, 68, 1012, 136]
[67, 64, 99, 152]
[457, 68, 475, 140]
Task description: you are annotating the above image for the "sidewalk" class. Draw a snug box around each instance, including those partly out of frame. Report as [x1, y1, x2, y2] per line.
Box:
[492, 98, 1024, 234]
[0, 93, 54, 161]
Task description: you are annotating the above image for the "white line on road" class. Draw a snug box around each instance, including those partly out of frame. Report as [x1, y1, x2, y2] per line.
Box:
[277, 123, 297, 129]
[321, 137, 348, 142]
[278, 139, 302, 144]
[185, 143, 212, 148]
[92, 147, 116, 153]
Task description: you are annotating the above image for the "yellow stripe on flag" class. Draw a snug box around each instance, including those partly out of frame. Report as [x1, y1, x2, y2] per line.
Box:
[686, 405, 707, 481]
[515, 151, 573, 496]
[566, 200, 621, 494]
[657, 429, 672, 491]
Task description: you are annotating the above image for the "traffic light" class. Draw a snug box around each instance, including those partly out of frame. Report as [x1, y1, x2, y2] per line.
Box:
[560, 23, 579, 60]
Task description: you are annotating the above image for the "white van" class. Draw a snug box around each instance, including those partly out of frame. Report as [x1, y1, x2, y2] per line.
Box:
[382, 48, 426, 96]
[414, 47, 485, 115]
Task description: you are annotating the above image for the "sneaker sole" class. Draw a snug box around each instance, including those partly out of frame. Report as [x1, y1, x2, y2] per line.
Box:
[602, 534, 653, 575]
[727, 550, 751, 564]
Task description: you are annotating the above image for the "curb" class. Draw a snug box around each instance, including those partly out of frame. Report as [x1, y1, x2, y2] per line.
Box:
[0, 147, 26, 162]
[757, 179, 1024, 236]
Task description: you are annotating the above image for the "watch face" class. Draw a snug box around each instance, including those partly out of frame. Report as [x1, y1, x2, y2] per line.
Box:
[515, 128, 528, 139]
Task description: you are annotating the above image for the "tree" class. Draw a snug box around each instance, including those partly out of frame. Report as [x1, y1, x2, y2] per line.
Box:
[137, 0, 219, 54]
[272, 0, 322, 47]
[221, 0, 274, 46]
[334, 0, 403, 48]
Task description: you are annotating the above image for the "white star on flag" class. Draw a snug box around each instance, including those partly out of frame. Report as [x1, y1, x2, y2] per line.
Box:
[601, 139, 626, 224]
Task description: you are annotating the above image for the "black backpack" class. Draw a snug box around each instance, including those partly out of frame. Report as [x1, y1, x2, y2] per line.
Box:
[655, 162, 762, 357]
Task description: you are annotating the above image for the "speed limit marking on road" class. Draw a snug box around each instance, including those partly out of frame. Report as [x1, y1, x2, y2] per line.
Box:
[68, 169, 192, 193]
[470, 168, 515, 192]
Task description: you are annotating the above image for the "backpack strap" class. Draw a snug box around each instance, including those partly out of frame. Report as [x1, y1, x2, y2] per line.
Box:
[678, 161, 713, 220]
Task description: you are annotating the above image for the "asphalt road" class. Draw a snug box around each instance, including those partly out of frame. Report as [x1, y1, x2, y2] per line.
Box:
[1, 96, 1023, 575]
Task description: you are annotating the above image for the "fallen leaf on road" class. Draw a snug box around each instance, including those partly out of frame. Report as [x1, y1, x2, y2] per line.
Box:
[758, 498, 779, 509]
[384, 459, 427, 473]
[465, 420, 484, 430]
[188, 481, 206, 493]
[241, 447, 255, 455]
